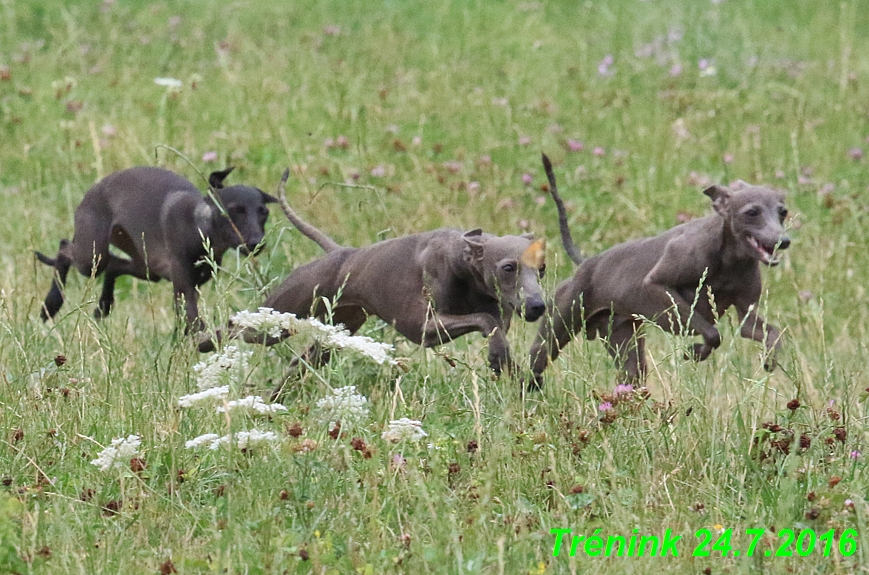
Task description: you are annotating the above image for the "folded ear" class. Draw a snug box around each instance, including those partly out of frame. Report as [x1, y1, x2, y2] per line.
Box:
[260, 191, 278, 204]
[209, 166, 235, 189]
[463, 230, 485, 261]
[703, 185, 731, 216]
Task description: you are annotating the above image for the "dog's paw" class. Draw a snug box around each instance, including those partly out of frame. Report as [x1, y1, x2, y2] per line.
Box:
[685, 343, 713, 362]
[196, 332, 216, 353]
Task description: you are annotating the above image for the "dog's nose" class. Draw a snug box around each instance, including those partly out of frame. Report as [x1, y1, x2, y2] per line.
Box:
[778, 236, 790, 250]
[247, 240, 264, 254]
[524, 301, 546, 322]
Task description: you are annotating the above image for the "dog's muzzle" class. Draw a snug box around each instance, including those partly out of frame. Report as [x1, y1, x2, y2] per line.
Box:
[244, 240, 266, 255]
[521, 299, 546, 322]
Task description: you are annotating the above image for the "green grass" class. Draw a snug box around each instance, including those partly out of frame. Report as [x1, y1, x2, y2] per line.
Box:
[2, 0, 869, 573]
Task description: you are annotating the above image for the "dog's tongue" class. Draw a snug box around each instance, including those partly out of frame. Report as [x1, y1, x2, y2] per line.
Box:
[748, 236, 776, 264]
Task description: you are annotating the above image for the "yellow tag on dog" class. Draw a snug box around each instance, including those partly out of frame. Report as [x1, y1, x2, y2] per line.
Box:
[520, 238, 546, 270]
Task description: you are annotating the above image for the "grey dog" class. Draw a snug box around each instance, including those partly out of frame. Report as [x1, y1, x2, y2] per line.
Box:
[530, 154, 790, 387]
[201, 170, 548, 383]
[37, 166, 277, 329]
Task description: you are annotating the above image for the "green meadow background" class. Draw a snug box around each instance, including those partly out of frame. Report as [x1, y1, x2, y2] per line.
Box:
[1, 0, 869, 573]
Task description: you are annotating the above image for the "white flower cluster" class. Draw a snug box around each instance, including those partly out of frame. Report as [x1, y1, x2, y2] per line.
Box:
[185, 429, 279, 450]
[381, 418, 427, 443]
[193, 345, 251, 390]
[216, 395, 289, 415]
[316, 386, 370, 430]
[90, 435, 141, 472]
[178, 385, 230, 407]
[230, 308, 397, 365]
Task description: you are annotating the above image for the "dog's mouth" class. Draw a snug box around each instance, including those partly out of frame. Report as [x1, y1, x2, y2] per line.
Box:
[746, 235, 781, 266]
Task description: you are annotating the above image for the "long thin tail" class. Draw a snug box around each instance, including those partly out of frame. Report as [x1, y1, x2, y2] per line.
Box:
[276, 168, 341, 253]
[38, 242, 73, 320]
[35, 251, 57, 266]
[541, 153, 582, 265]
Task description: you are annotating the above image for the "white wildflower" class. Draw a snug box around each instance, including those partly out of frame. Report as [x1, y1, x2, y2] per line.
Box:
[90, 435, 141, 471]
[185, 433, 221, 449]
[382, 418, 427, 443]
[235, 429, 279, 449]
[186, 429, 280, 450]
[178, 385, 230, 407]
[216, 395, 288, 415]
[193, 345, 251, 390]
[231, 307, 288, 339]
[316, 386, 370, 430]
[154, 77, 182, 88]
[229, 308, 397, 365]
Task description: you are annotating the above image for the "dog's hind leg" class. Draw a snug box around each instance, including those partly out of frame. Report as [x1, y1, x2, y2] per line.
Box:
[38, 239, 73, 321]
[604, 318, 646, 383]
[94, 255, 144, 319]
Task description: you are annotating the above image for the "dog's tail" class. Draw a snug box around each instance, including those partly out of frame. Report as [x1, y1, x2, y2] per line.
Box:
[35, 251, 57, 267]
[541, 153, 583, 265]
[36, 240, 73, 321]
[276, 168, 342, 253]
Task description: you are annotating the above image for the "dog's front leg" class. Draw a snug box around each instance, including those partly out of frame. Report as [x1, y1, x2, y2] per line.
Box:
[170, 266, 203, 333]
[421, 312, 514, 375]
[642, 252, 722, 353]
[737, 305, 782, 371]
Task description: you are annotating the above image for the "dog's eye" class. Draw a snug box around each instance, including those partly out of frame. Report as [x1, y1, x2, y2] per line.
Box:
[231, 205, 247, 215]
[502, 263, 516, 274]
[745, 208, 759, 217]
[778, 207, 788, 220]
[538, 265, 546, 278]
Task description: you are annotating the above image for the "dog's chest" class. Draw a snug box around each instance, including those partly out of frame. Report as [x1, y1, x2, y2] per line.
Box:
[704, 267, 759, 308]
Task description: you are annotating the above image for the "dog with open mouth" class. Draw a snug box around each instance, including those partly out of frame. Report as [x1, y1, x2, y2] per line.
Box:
[530, 154, 791, 387]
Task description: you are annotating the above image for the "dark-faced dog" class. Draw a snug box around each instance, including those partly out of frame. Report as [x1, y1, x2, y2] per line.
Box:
[200, 170, 547, 386]
[37, 166, 277, 329]
[530, 154, 790, 387]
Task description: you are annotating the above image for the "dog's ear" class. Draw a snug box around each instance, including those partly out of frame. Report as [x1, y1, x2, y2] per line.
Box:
[260, 191, 278, 204]
[703, 185, 731, 216]
[209, 166, 235, 189]
[463, 229, 485, 262]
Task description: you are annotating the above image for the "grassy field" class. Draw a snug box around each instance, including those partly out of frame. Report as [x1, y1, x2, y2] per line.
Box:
[2, 0, 869, 573]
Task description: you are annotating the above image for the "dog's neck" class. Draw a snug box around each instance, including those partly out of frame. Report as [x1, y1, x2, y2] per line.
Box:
[718, 213, 758, 270]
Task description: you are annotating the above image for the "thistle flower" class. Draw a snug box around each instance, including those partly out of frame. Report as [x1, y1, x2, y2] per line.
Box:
[90, 435, 141, 472]
[178, 385, 230, 407]
[193, 346, 251, 390]
[216, 395, 288, 415]
[613, 384, 633, 398]
[567, 139, 584, 152]
[316, 386, 369, 430]
[382, 418, 427, 443]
